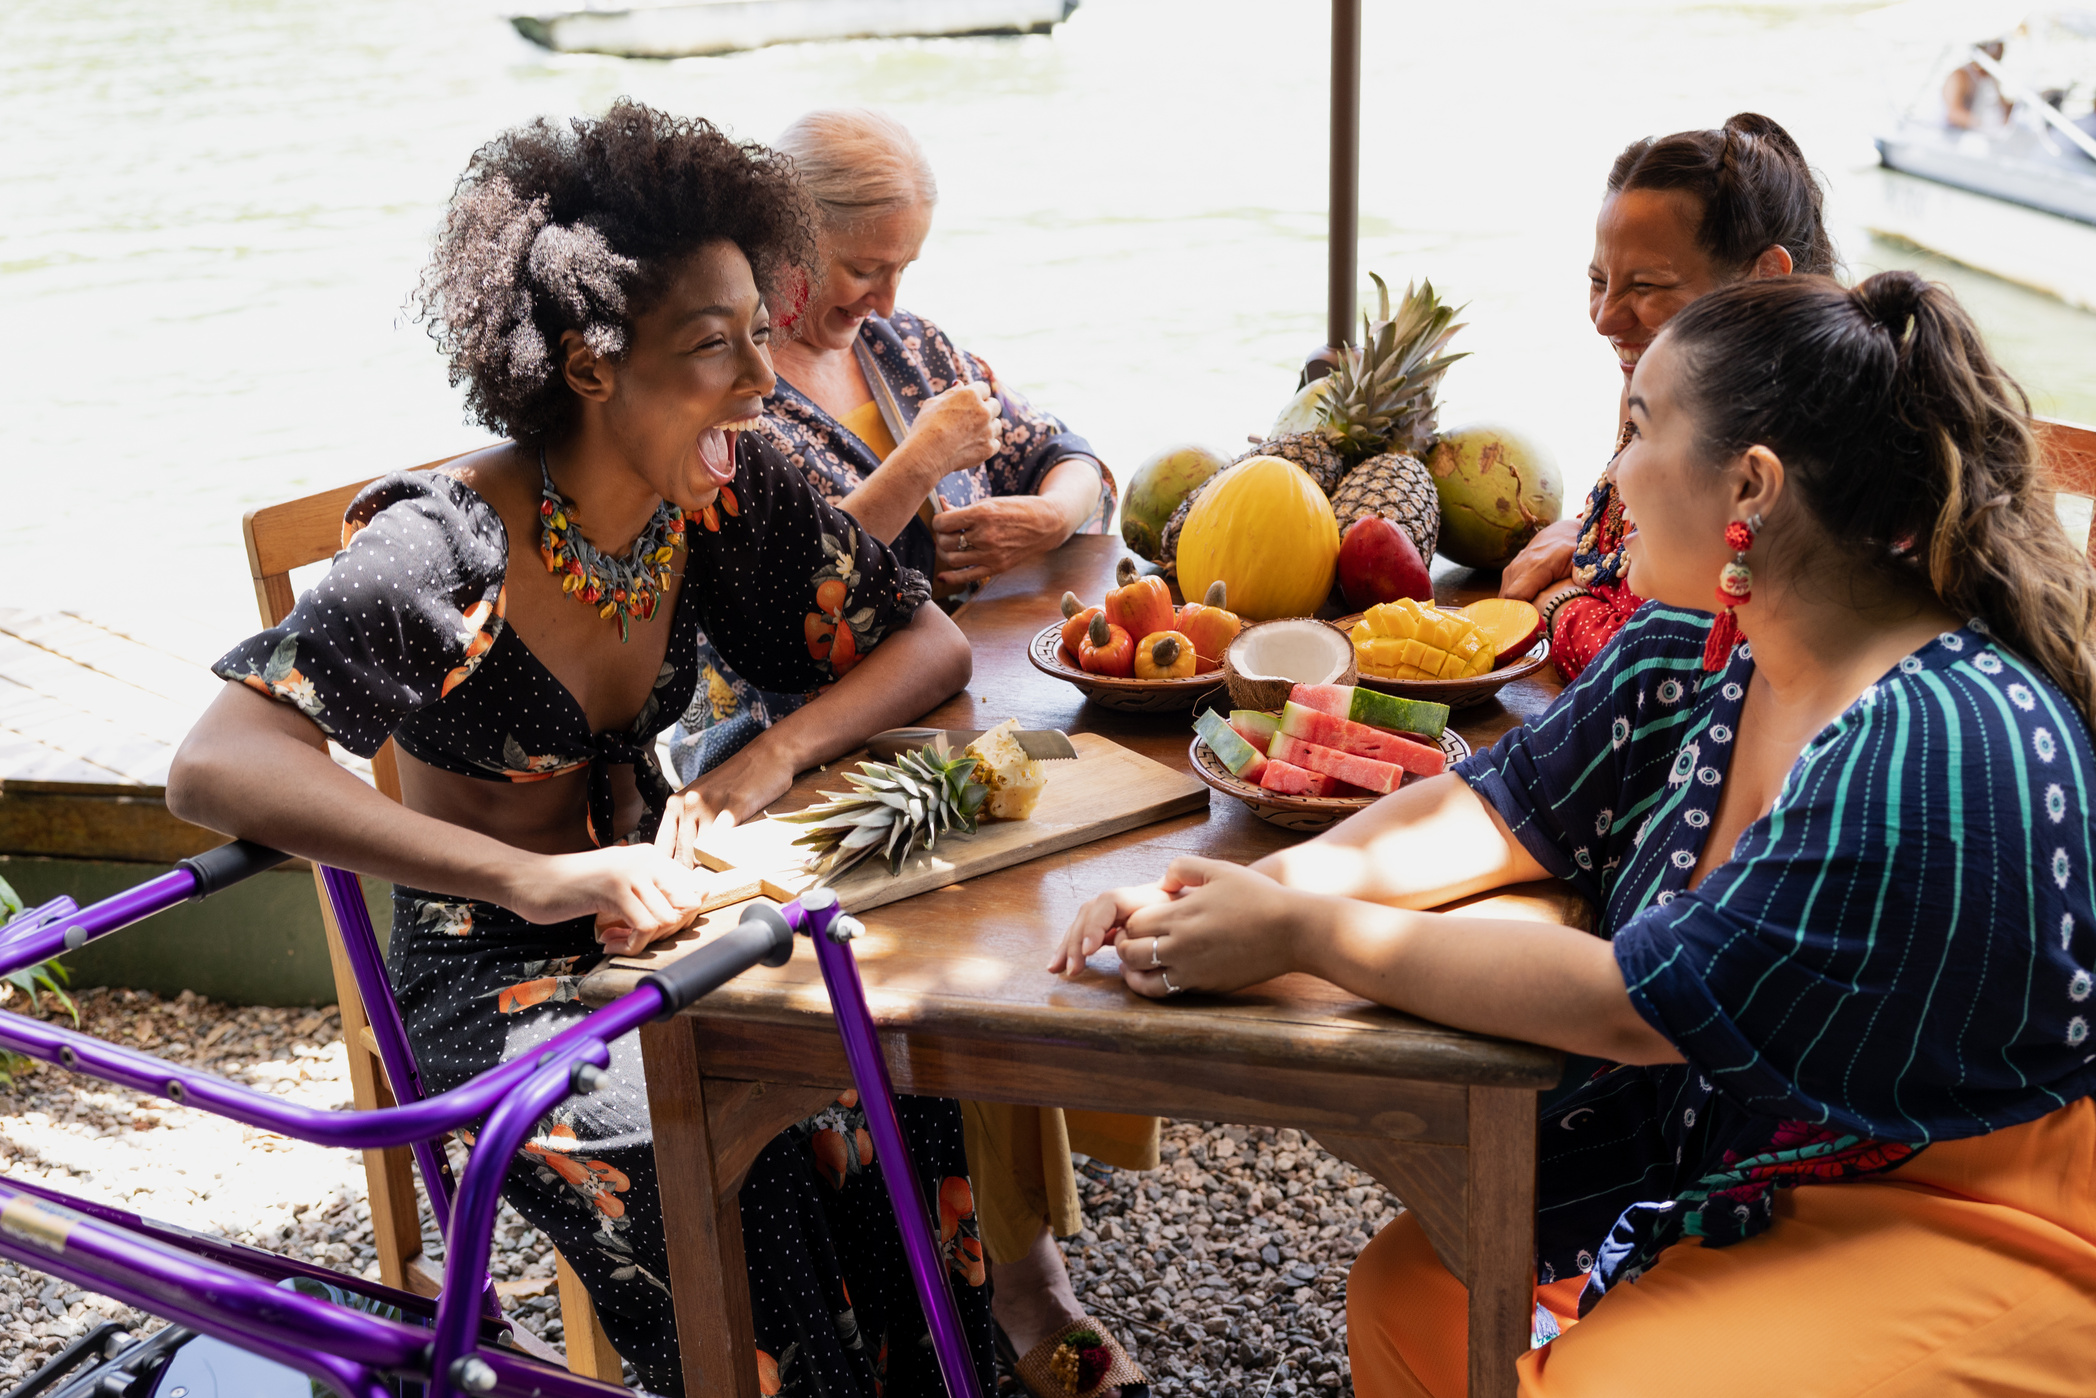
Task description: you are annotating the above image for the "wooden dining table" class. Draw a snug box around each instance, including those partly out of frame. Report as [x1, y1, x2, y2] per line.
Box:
[581, 535, 1580, 1398]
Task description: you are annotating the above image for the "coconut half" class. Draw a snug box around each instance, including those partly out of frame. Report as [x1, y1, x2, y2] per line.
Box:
[1223, 619, 1357, 712]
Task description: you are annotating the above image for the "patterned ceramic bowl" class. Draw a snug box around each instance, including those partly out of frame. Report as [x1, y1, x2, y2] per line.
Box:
[1027, 622, 1226, 713]
[1329, 613, 1552, 711]
[1187, 722, 1472, 832]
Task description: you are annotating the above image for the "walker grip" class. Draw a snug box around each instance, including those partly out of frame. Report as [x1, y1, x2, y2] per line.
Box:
[176, 841, 292, 900]
[640, 903, 795, 1020]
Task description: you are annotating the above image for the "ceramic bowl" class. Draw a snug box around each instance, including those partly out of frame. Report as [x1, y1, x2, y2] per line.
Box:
[1187, 722, 1472, 832]
[1027, 622, 1226, 713]
[1329, 613, 1552, 711]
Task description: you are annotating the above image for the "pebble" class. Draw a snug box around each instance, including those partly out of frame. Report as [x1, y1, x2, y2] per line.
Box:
[4, 995, 1400, 1396]
[1059, 1121, 1397, 1397]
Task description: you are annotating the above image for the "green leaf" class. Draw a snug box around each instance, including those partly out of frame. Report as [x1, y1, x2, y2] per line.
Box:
[263, 634, 299, 685]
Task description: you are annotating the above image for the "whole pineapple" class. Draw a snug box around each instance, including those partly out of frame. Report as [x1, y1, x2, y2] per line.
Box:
[1330, 452, 1440, 560]
[1162, 275, 1464, 578]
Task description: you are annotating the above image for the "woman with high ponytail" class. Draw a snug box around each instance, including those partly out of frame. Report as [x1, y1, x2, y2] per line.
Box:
[1058, 271, 2096, 1393]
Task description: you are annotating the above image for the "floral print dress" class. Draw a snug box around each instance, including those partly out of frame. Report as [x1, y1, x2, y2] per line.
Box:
[671, 308, 1113, 782]
[214, 434, 995, 1397]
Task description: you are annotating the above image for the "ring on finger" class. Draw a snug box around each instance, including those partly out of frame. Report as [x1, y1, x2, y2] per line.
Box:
[1161, 970, 1184, 996]
[1147, 939, 1164, 968]
[959, 530, 969, 553]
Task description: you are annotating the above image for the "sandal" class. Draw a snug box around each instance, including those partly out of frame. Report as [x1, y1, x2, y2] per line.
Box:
[996, 1317, 1150, 1398]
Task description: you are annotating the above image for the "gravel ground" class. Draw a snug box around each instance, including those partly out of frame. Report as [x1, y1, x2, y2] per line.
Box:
[2, 991, 1393, 1396]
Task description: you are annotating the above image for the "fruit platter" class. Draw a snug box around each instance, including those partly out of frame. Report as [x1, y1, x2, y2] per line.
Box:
[1189, 683, 1470, 831]
[1029, 558, 1243, 712]
[1333, 597, 1551, 710]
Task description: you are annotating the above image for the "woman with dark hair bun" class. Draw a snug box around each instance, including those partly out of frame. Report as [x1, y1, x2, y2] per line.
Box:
[168, 101, 992, 1395]
[1059, 270, 2096, 1393]
[1504, 113, 1838, 680]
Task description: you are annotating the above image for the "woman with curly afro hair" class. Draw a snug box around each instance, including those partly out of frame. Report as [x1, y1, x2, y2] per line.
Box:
[170, 101, 989, 1395]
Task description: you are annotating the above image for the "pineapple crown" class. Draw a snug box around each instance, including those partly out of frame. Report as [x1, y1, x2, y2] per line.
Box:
[1316, 273, 1468, 462]
[779, 745, 989, 881]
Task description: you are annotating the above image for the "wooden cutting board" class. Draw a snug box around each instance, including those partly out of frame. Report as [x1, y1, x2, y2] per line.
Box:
[685, 731, 1209, 914]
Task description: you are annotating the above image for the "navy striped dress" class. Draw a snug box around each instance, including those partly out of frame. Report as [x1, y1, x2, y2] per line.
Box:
[1455, 605, 2096, 1314]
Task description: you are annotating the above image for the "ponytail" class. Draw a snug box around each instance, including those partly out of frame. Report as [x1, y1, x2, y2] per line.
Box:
[1664, 271, 2096, 723]
[1608, 112, 1839, 278]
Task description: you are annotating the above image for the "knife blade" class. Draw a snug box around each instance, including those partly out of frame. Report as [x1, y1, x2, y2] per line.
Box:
[864, 727, 1079, 764]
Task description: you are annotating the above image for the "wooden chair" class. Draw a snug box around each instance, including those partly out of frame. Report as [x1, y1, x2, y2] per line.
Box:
[2038, 416, 2096, 563]
[241, 454, 625, 1383]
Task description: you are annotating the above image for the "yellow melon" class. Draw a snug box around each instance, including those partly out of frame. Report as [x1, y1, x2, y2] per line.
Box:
[1174, 456, 1340, 621]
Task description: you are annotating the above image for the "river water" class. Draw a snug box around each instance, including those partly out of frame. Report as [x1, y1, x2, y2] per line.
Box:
[5, 0, 2094, 641]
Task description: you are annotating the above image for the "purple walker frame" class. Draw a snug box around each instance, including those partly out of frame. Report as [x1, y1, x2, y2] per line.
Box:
[0, 845, 985, 1398]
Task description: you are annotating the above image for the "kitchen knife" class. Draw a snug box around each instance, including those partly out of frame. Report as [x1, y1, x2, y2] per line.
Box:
[864, 727, 1079, 764]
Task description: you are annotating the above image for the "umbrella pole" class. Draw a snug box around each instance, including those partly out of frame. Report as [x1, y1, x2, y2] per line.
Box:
[1306, 0, 1362, 384]
[1328, 0, 1361, 352]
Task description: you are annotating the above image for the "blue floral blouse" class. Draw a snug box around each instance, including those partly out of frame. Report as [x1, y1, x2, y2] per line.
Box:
[1455, 604, 2096, 1315]
[670, 309, 1111, 783]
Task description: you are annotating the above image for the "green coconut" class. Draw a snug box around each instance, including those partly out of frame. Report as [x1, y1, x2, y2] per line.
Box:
[1426, 424, 1563, 570]
[1269, 375, 1339, 439]
[1121, 443, 1228, 561]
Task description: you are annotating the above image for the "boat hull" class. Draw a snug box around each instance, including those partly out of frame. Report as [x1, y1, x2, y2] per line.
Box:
[1854, 165, 2096, 313]
[1874, 125, 2096, 226]
[513, 0, 1080, 57]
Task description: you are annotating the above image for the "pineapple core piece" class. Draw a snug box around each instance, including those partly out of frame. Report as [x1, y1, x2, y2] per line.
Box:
[963, 718, 1047, 821]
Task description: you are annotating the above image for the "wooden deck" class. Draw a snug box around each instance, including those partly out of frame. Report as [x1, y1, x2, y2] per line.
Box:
[0, 608, 242, 862]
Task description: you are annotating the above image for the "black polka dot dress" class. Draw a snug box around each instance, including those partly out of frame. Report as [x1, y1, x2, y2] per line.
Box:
[215, 434, 996, 1396]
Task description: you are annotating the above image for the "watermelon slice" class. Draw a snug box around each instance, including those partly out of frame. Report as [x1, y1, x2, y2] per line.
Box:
[1278, 701, 1446, 777]
[1268, 731, 1406, 796]
[1228, 709, 1280, 752]
[1258, 758, 1352, 798]
[1194, 709, 1268, 781]
[1290, 683, 1450, 740]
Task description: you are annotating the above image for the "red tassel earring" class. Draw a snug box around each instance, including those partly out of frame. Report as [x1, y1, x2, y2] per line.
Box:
[1703, 514, 1760, 672]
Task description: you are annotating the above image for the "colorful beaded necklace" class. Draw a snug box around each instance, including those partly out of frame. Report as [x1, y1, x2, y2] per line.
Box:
[537, 446, 686, 643]
[1569, 420, 1636, 589]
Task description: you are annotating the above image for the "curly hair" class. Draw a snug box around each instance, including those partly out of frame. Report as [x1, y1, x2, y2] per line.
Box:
[412, 100, 817, 442]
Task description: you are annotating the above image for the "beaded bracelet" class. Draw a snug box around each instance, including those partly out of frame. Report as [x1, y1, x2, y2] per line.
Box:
[1539, 585, 1592, 642]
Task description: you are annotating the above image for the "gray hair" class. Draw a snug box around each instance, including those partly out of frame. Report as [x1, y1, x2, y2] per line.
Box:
[775, 108, 937, 230]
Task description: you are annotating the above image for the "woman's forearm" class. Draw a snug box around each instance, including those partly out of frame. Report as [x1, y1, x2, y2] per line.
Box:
[750, 600, 972, 773]
[1297, 899, 1681, 1064]
[838, 446, 946, 545]
[1037, 456, 1105, 537]
[1250, 773, 1548, 909]
[166, 683, 539, 904]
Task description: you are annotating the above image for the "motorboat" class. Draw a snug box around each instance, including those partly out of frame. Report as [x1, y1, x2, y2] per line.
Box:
[511, 0, 1080, 58]
[1861, 7, 2096, 306]
[1874, 44, 2096, 224]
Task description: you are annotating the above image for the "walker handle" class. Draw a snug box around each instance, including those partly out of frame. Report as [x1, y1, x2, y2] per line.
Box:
[177, 841, 293, 900]
[640, 903, 795, 1020]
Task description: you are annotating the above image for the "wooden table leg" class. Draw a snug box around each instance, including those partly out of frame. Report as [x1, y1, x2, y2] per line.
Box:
[643, 1018, 761, 1398]
[640, 1019, 844, 1396]
[1465, 1087, 1537, 1398]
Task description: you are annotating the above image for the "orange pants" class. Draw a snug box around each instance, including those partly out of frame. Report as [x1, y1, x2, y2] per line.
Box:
[1347, 1098, 2096, 1396]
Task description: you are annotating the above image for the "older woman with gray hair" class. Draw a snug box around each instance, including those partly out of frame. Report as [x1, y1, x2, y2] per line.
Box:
[672, 109, 1150, 1398]
[674, 109, 1115, 775]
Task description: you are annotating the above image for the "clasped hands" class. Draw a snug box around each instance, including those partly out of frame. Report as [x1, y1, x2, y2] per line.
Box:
[1049, 855, 1329, 999]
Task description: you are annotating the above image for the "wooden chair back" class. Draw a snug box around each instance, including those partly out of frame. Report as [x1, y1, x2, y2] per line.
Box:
[241, 451, 624, 1381]
[2038, 417, 2096, 564]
